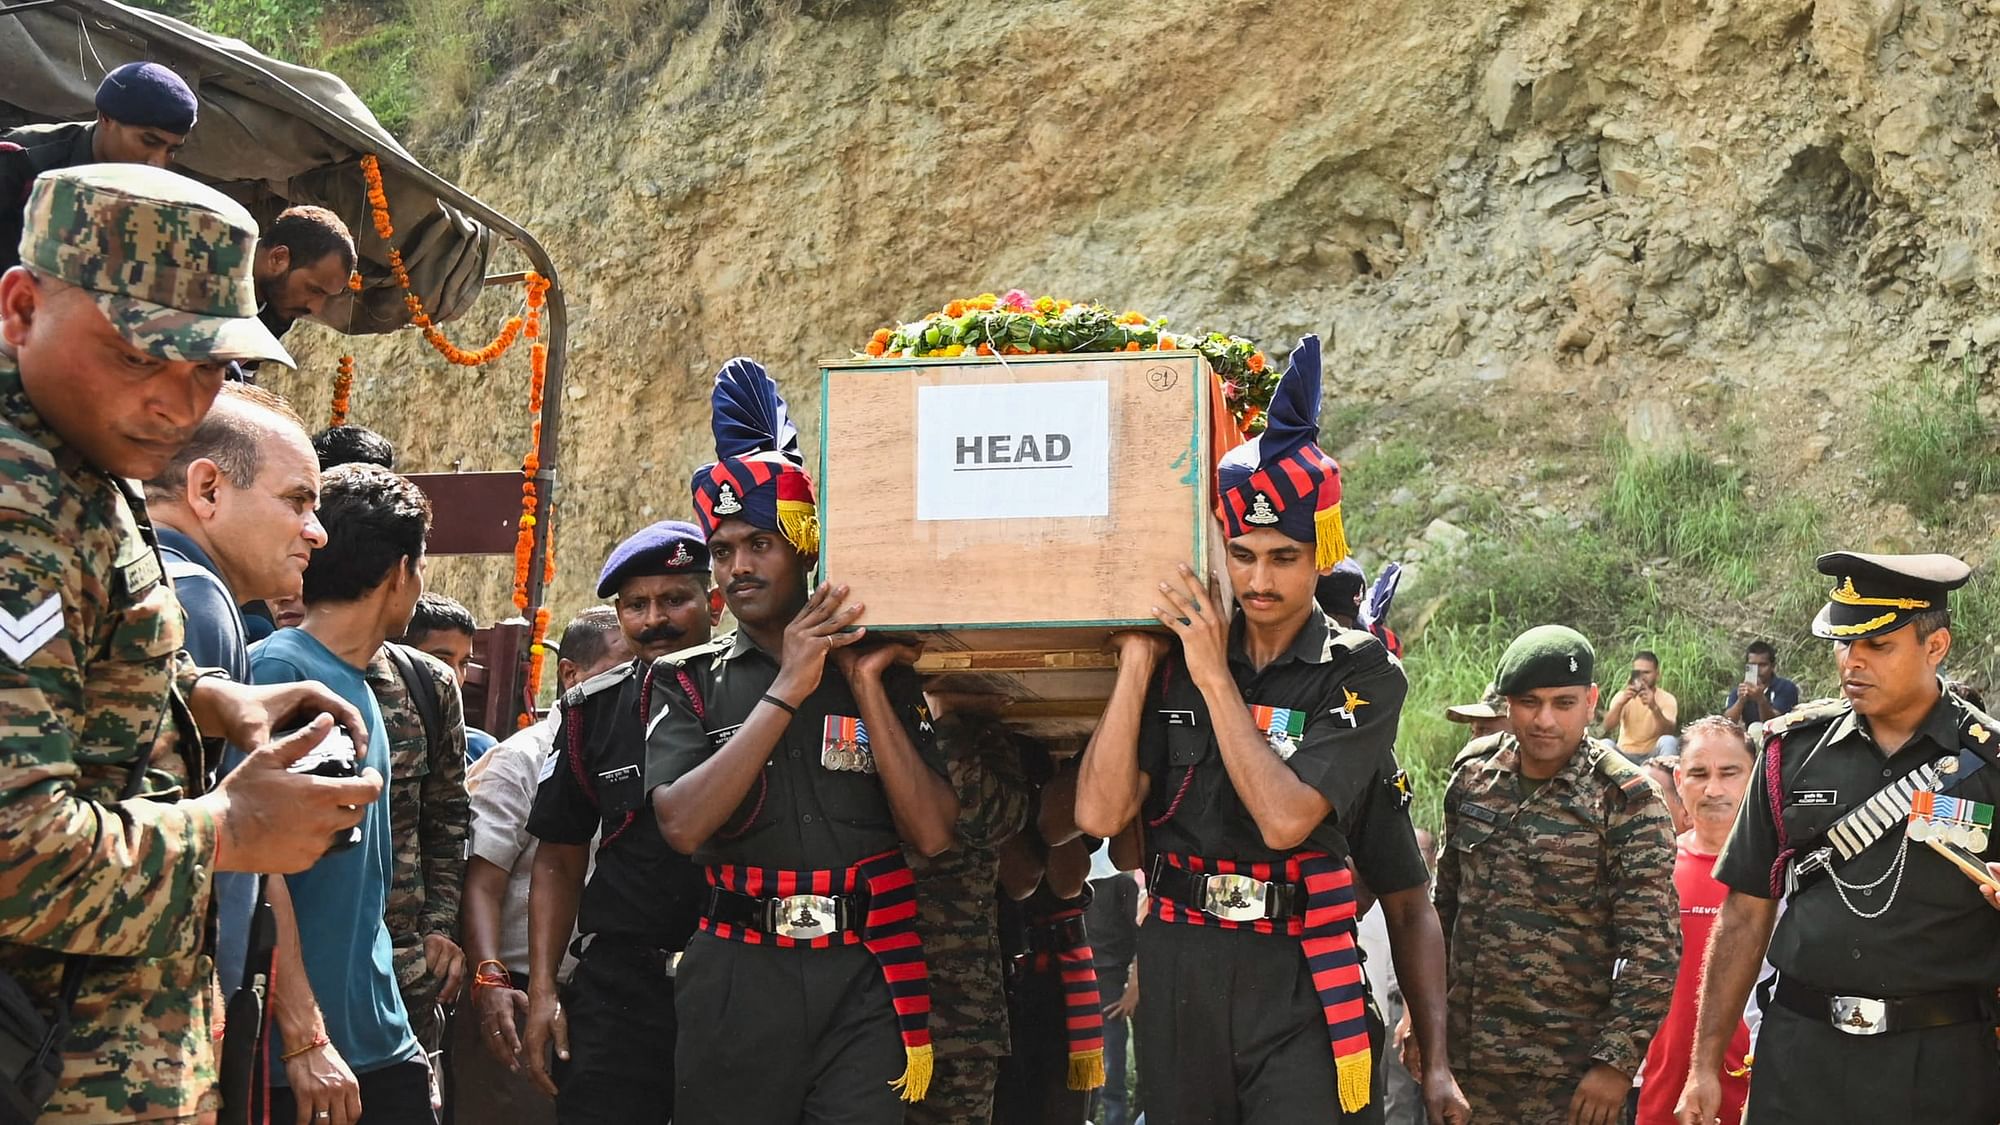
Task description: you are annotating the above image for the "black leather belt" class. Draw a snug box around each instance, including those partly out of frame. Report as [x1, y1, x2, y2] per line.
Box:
[1023, 913, 1088, 954]
[1148, 859, 1303, 922]
[1773, 975, 1993, 1036]
[704, 887, 864, 938]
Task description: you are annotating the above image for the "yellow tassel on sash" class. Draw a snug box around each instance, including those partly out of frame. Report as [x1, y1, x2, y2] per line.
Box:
[890, 1043, 933, 1103]
[1336, 1048, 1372, 1113]
[776, 501, 820, 556]
[1066, 1047, 1106, 1091]
[1315, 503, 1350, 571]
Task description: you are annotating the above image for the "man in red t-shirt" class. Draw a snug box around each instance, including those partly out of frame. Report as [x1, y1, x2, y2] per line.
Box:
[1637, 717, 1755, 1125]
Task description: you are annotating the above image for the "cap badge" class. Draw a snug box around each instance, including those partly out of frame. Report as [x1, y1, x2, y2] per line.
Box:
[714, 482, 743, 516]
[1245, 492, 1280, 526]
[1569, 656, 1578, 672]
[666, 542, 693, 567]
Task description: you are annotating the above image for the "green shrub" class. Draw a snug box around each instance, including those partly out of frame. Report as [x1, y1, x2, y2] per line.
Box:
[1868, 358, 1999, 524]
[1604, 442, 1757, 594]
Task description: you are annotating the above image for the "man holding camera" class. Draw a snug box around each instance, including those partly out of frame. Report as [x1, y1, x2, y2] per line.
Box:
[0, 164, 383, 1122]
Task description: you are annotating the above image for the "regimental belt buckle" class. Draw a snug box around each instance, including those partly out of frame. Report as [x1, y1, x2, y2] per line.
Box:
[1829, 995, 1889, 1036]
[1202, 873, 1270, 922]
[769, 894, 838, 940]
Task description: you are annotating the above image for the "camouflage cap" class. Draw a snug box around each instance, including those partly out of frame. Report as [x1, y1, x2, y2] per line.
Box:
[1446, 682, 1508, 723]
[17, 163, 293, 368]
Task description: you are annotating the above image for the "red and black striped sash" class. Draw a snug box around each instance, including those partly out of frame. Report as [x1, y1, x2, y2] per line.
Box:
[1017, 907, 1107, 1091]
[702, 850, 933, 1101]
[1150, 851, 1371, 1112]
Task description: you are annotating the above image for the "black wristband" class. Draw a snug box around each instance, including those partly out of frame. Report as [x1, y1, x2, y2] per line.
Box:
[760, 693, 797, 716]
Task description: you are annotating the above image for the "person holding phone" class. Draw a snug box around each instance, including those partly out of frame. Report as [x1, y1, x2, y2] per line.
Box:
[1723, 642, 1799, 725]
[1602, 652, 1680, 762]
[1678, 552, 2000, 1125]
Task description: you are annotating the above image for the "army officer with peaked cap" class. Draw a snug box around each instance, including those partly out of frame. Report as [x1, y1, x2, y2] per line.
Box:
[1679, 552, 2000, 1125]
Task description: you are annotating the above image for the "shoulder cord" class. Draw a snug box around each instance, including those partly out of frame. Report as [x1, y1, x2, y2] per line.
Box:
[1146, 660, 1196, 829]
[1763, 734, 1791, 898]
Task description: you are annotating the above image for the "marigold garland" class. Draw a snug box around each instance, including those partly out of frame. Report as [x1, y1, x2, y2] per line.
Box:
[361, 149, 558, 721]
[330, 356, 355, 427]
[360, 154, 528, 367]
[858, 289, 1278, 433]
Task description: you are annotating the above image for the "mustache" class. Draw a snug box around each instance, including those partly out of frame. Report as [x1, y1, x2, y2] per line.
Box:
[636, 623, 688, 646]
[727, 577, 767, 595]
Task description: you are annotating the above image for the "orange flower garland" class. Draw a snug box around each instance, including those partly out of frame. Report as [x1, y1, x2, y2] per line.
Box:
[330, 356, 355, 427]
[360, 154, 527, 367]
[361, 150, 557, 723]
[513, 273, 554, 724]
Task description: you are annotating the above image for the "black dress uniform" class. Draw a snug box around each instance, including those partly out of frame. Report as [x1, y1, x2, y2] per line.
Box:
[1713, 551, 2000, 1124]
[646, 630, 949, 1125]
[0, 123, 94, 273]
[993, 880, 1095, 1125]
[527, 658, 705, 1125]
[1134, 611, 1425, 1125]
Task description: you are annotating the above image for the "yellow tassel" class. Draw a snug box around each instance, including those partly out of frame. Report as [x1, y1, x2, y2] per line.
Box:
[1066, 1048, 1106, 1091]
[1336, 1049, 1372, 1114]
[1315, 503, 1350, 571]
[889, 1043, 933, 1103]
[776, 502, 820, 556]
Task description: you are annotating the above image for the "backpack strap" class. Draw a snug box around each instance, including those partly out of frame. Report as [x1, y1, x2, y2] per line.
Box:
[385, 643, 446, 761]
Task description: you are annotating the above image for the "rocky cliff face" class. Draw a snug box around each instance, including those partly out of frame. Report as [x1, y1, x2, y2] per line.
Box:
[265, 0, 2000, 639]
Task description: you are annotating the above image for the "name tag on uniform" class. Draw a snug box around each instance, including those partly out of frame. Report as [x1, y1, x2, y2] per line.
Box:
[118, 552, 162, 599]
[1793, 790, 1839, 806]
[706, 723, 742, 748]
[1159, 709, 1198, 728]
[597, 765, 639, 785]
[1460, 802, 1503, 825]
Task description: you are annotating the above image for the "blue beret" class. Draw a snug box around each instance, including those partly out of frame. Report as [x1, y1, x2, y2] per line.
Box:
[1494, 625, 1595, 696]
[596, 520, 708, 598]
[95, 63, 198, 135]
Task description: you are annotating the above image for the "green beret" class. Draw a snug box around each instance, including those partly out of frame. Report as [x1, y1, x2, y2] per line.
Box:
[1495, 625, 1595, 696]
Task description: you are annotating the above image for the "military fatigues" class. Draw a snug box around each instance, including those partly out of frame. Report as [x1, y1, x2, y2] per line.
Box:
[646, 631, 949, 1125]
[1132, 613, 1426, 1125]
[904, 713, 1032, 1125]
[0, 122, 94, 273]
[0, 164, 291, 1122]
[1714, 692, 2000, 1123]
[367, 645, 471, 1044]
[0, 352, 220, 1122]
[1434, 733, 1677, 1124]
[527, 658, 704, 1125]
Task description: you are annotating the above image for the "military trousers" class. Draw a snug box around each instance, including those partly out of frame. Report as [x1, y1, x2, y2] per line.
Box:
[1457, 1070, 1574, 1124]
[672, 930, 905, 1125]
[1132, 920, 1385, 1125]
[554, 941, 677, 1125]
[904, 1055, 999, 1125]
[991, 961, 1087, 1125]
[1744, 1002, 2000, 1124]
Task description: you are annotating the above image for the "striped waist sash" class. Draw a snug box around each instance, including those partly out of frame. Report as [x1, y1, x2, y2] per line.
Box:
[1150, 851, 1371, 1113]
[702, 850, 933, 1101]
[1015, 907, 1107, 1091]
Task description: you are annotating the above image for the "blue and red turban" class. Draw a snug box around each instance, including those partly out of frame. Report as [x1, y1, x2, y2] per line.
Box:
[690, 357, 820, 554]
[1215, 334, 1349, 569]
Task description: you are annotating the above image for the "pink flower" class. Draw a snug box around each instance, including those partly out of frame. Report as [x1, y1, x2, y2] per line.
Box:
[1002, 288, 1033, 312]
[1222, 380, 1242, 401]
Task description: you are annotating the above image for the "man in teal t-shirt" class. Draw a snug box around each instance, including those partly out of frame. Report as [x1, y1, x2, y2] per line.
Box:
[250, 463, 437, 1124]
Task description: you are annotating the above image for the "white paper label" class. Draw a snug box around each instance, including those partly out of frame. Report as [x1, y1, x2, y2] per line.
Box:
[916, 380, 1110, 521]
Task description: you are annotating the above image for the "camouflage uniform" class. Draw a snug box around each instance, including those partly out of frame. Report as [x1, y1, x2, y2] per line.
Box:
[904, 712, 1033, 1125]
[0, 165, 291, 1122]
[366, 645, 470, 1041]
[1434, 732, 1677, 1125]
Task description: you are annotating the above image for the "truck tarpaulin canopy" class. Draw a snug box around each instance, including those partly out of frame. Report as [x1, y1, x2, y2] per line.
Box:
[0, 0, 490, 333]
